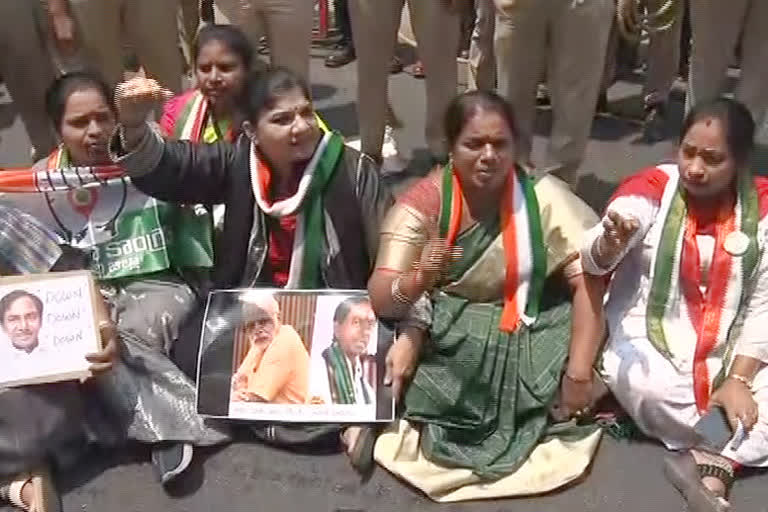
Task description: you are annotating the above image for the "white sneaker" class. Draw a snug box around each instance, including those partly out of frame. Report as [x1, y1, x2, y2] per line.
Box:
[381, 125, 408, 175]
[344, 127, 409, 175]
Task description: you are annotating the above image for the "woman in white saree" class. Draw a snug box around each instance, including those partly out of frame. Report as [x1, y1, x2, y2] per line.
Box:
[582, 98, 768, 512]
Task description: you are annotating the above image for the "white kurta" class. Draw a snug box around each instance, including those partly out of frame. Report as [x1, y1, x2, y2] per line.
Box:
[582, 165, 768, 466]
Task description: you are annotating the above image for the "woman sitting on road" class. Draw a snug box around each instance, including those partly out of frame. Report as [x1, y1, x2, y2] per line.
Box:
[582, 98, 768, 512]
[0, 72, 227, 512]
[160, 24, 251, 232]
[367, 90, 606, 501]
[0, 273, 118, 512]
[161, 24, 251, 145]
[111, 67, 393, 464]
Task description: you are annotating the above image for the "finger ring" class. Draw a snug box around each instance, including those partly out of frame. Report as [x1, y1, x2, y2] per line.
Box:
[98, 320, 114, 330]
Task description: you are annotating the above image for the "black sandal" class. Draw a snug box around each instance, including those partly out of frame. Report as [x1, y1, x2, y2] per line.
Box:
[344, 426, 378, 478]
[664, 452, 731, 512]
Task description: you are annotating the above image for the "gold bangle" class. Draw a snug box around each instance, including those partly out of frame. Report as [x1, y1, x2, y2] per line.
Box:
[391, 276, 412, 306]
[565, 372, 592, 384]
[728, 373, 753, 389]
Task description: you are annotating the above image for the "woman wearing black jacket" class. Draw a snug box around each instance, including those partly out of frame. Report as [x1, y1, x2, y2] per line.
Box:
[113, 68, 392, 372]
[112, 68, 394, 469]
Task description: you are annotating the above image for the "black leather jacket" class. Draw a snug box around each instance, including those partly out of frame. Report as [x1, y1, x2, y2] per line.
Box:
[113, 126, 393, 290]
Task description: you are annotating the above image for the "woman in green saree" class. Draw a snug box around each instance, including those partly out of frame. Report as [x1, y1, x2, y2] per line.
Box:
[368, 91, 606, 501]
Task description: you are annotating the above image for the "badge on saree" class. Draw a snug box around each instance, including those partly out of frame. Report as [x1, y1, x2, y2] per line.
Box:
[724, 231, 750, 256]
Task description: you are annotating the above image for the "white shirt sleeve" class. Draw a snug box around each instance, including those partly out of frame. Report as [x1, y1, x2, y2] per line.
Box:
[308, 352, 333, 404]
[734, 246, 768, 363]
[580, 195, 658, 276]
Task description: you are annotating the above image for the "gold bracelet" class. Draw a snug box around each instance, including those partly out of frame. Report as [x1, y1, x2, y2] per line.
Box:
[565, 372, 592, 384]
[391, 276, 413, 306]
[728, 373, 753, 389]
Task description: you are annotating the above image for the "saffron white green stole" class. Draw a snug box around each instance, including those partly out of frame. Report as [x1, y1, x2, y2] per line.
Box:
[439, 164, 546, 331]
[646, 164, 760, 410]
[248, 129, 345, 288]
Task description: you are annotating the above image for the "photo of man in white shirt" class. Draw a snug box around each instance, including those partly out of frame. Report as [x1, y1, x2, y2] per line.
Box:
[319, 296, 377, 405]
[0, 290, 44, 354]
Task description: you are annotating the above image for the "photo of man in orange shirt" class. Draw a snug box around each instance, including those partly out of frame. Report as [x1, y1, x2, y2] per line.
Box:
[230, 294, 309, 405]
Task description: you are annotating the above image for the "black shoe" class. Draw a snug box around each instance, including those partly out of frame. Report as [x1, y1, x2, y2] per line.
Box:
[389, 56, 404, 75]
[596, 92, 609, 114]
[536, 84, 550, 106]
[345, 426, 378, 478]
[257, 36, 269, 56]
[151, 442, 193, 486]
[642, 103, 667, 143]
[324, 44, 356, 68]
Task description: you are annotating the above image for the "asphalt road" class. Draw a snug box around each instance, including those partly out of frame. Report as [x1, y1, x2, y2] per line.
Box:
[2, 47, 768, 512]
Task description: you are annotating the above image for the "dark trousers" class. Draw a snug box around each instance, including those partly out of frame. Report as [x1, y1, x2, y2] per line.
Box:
[173, 301, 207, 382]
[201, 0, 215, 23]
[0, 384, 88, 477]
[334, 0, 353, 46]
[679, 0, 691, 75]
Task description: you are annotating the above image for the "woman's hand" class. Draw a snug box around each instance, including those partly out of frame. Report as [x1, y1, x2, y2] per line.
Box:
[85, 285, 119, 376]
[710, 378, 759, 431]
[414, 238, 451, 291]
[410, 238, 462, 294]
[595, 210, 639, 266]
[384, 326, 424, 403]
[555, 372, 594, 422]
[85, 319, 119, 375]
[115, 77, 173, 128]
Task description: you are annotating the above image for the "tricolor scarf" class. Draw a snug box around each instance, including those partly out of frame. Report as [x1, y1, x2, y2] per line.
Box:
[250, 130, 345, 288]
[171, 90, 329, 143]
[173, 90, 232, 143]
[646, 166, 760, 412]
[46, 146, 112, 213]
[439, 164, 546, 332]
[1, 148, 214, 279]
[0, 152, 123, 192]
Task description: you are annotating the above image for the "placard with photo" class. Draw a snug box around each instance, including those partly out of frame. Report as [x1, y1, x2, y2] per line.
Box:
[196, 289, 395, 423]
[0, 270, 102, 388]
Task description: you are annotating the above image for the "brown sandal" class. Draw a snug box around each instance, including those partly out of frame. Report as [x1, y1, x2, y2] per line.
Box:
[0, 468, 60, 512]
[664, 452, 731, 512]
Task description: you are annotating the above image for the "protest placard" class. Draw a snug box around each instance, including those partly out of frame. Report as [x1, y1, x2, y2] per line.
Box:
[0, 270, 102, 387]
[196, 289, 394, 423]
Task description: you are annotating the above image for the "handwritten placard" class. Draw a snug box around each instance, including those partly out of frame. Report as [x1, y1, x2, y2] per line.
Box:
[0, 271, 101, 388]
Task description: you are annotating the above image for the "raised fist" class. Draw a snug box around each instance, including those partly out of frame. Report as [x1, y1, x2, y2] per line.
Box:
[115, 77, 173, 128]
